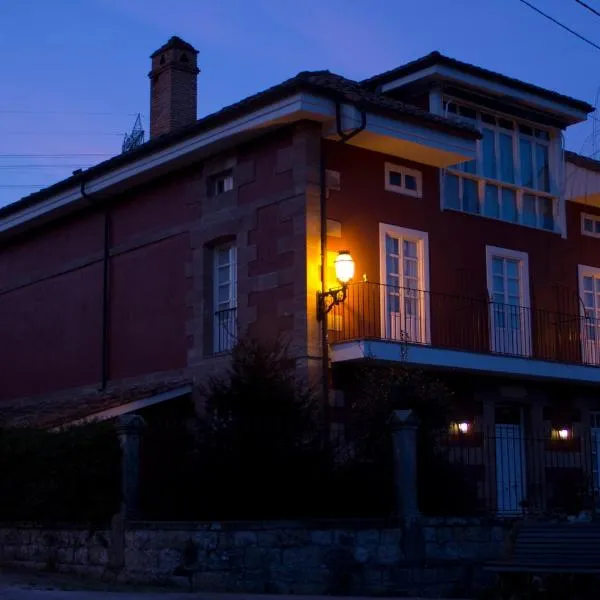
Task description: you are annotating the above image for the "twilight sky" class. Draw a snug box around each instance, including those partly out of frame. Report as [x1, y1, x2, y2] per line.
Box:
[1, 0, 600, 207]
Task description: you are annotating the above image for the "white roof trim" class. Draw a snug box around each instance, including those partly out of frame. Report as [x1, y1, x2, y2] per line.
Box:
[380, 64, 589, 124]
[0, 93, 334, 236]
[60, 383, 193, 428]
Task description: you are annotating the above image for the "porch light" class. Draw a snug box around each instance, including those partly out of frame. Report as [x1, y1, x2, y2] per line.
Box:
[451, 421, 471, 435]
[317, 250, 355, 320]
[334, 251, 355, 285]
[557, 428, 571, 441]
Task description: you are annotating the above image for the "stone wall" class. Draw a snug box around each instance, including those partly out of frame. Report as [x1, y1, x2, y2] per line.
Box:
[0, 518, 511, 597]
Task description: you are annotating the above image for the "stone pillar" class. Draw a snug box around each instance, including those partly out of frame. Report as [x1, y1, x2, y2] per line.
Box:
[389, 409, 420, 521]
[116, 414, 146, 520]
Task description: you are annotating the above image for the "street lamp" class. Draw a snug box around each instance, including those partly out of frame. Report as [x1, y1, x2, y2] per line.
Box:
[317, 250, 355, 320]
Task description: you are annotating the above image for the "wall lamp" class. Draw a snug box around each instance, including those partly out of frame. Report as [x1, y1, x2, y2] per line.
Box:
[451, 421, 471, 435]
[317, 250, 355, 320]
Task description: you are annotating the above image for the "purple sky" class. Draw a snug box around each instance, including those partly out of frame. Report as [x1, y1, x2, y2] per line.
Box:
[1, 0, 600, 207]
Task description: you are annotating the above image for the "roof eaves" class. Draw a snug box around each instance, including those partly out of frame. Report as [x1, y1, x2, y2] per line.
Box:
[362, 51, 594, 114]
[0, 70, 479, 221]
[565, 150, 600, 173]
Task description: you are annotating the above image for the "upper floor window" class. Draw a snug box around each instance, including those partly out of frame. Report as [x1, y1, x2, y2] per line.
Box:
[207, 169, 234, 197]
[443, 99, 556, 232]
[213, 244, 237, 353]
[385, 162, 423, 198]
[582, 213, 600, 238]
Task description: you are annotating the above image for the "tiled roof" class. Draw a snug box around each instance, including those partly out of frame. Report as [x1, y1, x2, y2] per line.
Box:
[0, 70, 479, 220]
[362, 51, 594, 114]
[0, 377, 191, 429]
[565, 150, 600, 173]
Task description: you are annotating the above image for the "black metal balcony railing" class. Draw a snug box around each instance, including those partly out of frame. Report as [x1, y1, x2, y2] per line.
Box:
[214, 307, 237, 354]
[328, 282, 600, 367]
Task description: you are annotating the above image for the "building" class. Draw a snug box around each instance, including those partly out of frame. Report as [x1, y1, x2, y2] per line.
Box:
[2, 37, 600, 513]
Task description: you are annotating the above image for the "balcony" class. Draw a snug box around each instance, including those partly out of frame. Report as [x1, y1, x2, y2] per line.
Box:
[329, 282, 600, 383]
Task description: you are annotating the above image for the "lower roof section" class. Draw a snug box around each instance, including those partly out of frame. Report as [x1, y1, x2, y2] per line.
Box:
[331, 340, 600, 385]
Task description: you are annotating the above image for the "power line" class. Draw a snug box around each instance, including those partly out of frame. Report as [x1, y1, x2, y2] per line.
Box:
[0, 109, 138, 116]
[574, 0, 600, 19]
[0, 165, 94, 169]
[0, 154, 113, 158]
[519, 0, 600, 51]
[0, 132, 123, 136]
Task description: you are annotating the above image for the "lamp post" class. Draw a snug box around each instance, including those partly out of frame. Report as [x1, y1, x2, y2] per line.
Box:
[317, 250, 355, 320]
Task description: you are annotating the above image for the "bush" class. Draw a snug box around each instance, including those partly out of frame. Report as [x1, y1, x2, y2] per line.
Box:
[0, 421, 121, 524]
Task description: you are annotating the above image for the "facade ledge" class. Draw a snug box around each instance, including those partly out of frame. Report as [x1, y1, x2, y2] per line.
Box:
[331, 340, 600, 384]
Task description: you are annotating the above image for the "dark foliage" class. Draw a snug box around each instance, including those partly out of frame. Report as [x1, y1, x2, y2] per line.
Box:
[0, 422, 121, 524]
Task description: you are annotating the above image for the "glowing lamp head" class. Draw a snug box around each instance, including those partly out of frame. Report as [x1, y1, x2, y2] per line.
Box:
[458, 422, 470, 434]
[334, 251, 355, 285]
[558, 428, 570, 440]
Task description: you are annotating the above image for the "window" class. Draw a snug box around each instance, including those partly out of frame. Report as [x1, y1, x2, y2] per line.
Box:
[385, 162, 423, 198]
[442, 99, 556, 232]
[578, 265, 600, 365]
[213, 244, 237, 353]
[581, 213, 600, 238]
[485, 246, 531, 357]
[379, 223, 430, 344]
[207, 169, 234, 197]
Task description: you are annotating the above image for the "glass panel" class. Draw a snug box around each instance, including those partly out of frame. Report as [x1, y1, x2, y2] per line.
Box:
[404, 174, 417, 190]
[523, 193, 537, 227]
[584, 277, 593, 292]
[584, 292, 594, 307]
[463, 179, 479, 213]
[498, 118, 513, 130]
[387, 274, 399, 288]
[535, 143, 550, 192]
[584, 218, 594, 232]
[493, 275, 505, 294]
[459, 106, 477, 120]
[388, 293, 400, 313]
[507, 279, 519, 296]
[594, 220, 600, 234]
[482, 113, 496, 125]
[482, 129, 496, 178]
[405, 297, 417, 317]
[386, 254, 397, 277]
[403, 240, 417, 258]
[484, 184, 499, 218]
[444, 173, 460, 209]
[501, 188, 517, 222]
[404, 260, 417, 277]
[492, 258, 504, 276]
[404, 276, 416, 289]
[596, 279, 600, 292]
[539, 196, 554, 230]
[389, 171, 402, 187]
[506, 260, 519, 279]
[499, 133, 514, 183]
[218, 284, 230, 303]
[218, 266, 230, 284]
[461, 159, 477, 174]
[535, 129, 550, 141]
[386, 235, 398, 255]
[217, 248, 231, 266]
[520, 139, 533, 188]
[519, 124, 533, 136]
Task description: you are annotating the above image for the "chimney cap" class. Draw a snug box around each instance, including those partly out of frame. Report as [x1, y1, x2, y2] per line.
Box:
[151, 36, 198, 58]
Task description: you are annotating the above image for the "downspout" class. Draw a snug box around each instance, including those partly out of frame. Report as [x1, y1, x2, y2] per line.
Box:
[320, 102, 367, 414]
[80, 178, 111, 390]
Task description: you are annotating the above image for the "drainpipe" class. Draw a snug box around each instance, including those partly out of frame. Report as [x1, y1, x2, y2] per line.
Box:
[79, 177, 111, 390]
[319, 102, 367, 418]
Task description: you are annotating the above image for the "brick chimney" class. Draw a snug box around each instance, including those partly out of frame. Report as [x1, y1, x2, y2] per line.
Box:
[149, 36, 199, 138]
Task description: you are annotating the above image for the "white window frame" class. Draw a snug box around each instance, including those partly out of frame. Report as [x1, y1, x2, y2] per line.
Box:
[442, 96, 559, 234]
[379, 223, 430, 344]
[209, 170, 234, 197]
[384, 162, 423, 198]
[485, 245, 531, 356]
[213, 243, 237, 353]
[577, 264, 600, 365]
[581, 213, 600, 238]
